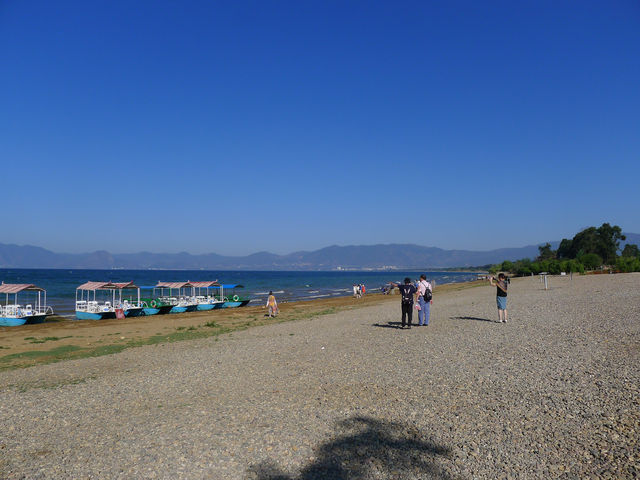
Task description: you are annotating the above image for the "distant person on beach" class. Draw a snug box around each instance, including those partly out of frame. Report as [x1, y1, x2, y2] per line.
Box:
[353, 284, 358, 298]
[266, 291, 278, 317]
[417, 274, 432, 326]
[390, 278, 417, 329]
[489, 273, 508, 323]
[361, 284, 366, 295]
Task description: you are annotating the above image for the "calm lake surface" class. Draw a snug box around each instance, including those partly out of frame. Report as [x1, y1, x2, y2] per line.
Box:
[0, 269, 480, 317]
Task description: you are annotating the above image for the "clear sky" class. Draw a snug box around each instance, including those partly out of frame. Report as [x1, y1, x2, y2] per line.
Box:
[2, 1, 639, 255]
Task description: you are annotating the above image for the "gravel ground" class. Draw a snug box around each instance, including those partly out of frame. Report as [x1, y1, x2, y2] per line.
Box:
[1, 273, 638, 479]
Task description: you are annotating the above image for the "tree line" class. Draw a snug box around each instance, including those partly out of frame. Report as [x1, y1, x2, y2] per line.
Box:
[489, 223, 640, 276]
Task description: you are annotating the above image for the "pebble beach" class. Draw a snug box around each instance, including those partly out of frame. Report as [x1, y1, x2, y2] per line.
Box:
[1, 273, 638, 479]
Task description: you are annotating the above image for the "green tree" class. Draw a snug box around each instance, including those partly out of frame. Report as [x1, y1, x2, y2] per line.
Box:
[595, 223, 625, 264]
[500, 260, 514, 272]
[537, 243, 556, 261]
[616, 256, 640, 273]
[578, 253, 603, 270]
[621, 244, 640, 258]
[557, 223, 625, 264]
[556, 238, 574, 259]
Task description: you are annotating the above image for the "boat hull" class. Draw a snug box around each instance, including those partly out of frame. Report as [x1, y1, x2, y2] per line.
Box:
[144, 305, 173, 315]
[25, 314, 48, 324]
[124, 307, 144, 317]
[0, 317, 28, 327]
[223, 301, 242, 308]
[197, 304, 215, 311]
[76, 311, 116, 320]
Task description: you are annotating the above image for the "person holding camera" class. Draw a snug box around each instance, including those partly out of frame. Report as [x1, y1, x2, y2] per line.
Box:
[489, 273, 509, 323]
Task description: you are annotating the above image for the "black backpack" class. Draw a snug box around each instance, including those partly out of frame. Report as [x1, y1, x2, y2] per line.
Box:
[424, 288, 432, 302]
[401, 286, 413, 304]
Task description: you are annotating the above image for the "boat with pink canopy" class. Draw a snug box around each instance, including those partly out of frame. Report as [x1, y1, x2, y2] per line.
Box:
[0, 283, 54, 327]
[75, 281, 142, 320]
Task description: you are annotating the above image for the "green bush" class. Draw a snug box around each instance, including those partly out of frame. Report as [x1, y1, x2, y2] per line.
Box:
[616, 256, 640, 273]
[578, 253, 603, 270]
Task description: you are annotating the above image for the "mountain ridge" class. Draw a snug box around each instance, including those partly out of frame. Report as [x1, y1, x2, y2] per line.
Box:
[1, 234, 638, 270]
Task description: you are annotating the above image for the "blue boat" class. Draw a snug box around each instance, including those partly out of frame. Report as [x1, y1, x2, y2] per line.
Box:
[75, 281, 143, 320]
[217, 284, 249, 308]
[0, 283, 54, 327]
[154, 282, 198, 313]
[190, 281, 225, 310]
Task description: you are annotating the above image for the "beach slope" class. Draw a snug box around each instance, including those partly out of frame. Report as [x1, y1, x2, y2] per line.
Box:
[1, 273, 638, 479]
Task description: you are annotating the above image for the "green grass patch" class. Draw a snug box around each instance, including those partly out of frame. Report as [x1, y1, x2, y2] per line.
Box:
[0, 345, 84, 364]
[0, 302, 351, 372]
[27, 336, 73, 344]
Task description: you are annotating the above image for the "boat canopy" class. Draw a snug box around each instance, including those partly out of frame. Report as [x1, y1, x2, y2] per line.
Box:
[155, 281, 194, 289]
[189, 281, 220, 288]
[77, 281, 138, 291]
[220, 284, 244, 289]
[0, 283, 45, 294]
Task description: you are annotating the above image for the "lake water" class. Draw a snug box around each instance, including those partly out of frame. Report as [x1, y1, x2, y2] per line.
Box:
[0, 269, 479, 317]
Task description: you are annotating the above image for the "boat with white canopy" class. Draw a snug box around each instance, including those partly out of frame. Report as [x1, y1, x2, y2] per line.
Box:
[0, 283, 54, 327]
[189, 281, 225, 310]
[75, 281, 143, 320]
[154, 282, 198, 313]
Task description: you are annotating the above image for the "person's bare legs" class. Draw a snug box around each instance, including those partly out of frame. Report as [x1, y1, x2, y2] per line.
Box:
[504, 309, 508, 323]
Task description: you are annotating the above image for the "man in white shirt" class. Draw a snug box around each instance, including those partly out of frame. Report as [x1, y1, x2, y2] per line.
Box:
[417, 274, 432, 326]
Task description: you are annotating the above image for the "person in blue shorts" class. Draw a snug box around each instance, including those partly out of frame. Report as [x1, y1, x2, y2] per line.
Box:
[489, 273, 508, 323]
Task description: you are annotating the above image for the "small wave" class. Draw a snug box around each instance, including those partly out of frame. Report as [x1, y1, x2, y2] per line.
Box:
[304, 294, 331, 299]
[309, 290, 320, 293]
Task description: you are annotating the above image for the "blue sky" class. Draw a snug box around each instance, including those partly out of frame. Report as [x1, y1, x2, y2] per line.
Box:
[1, 1, 638, 255]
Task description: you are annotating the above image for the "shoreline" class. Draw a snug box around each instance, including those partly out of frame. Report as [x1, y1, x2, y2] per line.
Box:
[1, 273, 637, 478]
[0, 279, 487, 371]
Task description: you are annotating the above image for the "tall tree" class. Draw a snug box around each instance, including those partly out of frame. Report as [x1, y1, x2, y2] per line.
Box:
[537, 243, 556, 261]
[595, 223, 625, 264]
[621, 244, 639, 258]
[558, 223, 625, 264]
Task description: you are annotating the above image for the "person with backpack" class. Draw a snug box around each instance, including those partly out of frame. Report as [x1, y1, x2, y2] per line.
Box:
[390, 277, 417, 329]
[417, 274, 432, 326]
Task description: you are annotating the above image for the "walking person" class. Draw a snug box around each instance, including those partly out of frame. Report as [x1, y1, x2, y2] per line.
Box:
[489, 273, 508, 323]
[417, 274, 432, 326]
[390, 278, 417, 329]
[266, 291, 278, 317]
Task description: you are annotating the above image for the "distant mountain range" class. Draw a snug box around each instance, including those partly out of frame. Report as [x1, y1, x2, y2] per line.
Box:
[1, 234, 638, 270]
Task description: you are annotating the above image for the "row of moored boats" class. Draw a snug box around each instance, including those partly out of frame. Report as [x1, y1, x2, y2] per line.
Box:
[0, 280, 248, 327]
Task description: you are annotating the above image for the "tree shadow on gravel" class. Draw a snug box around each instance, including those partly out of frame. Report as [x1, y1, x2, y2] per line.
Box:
[371, 321, 404, 329]
[452, 316, 496, 323]
[247, 416, 454, 480]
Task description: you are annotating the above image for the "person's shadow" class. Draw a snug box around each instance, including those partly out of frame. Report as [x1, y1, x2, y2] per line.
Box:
[452, 316, 496, 323]
[372, 321, 405, 329]
[247, 416, 454, 479]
